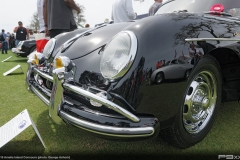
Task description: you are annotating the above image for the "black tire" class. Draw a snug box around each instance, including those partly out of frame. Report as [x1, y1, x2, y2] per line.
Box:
[155, 72, 164, 84]
[161, 55, 222, 148]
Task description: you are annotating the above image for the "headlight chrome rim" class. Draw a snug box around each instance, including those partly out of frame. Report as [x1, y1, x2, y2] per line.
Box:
[100, 31, 137, 81]
[42, 38, 56, 59]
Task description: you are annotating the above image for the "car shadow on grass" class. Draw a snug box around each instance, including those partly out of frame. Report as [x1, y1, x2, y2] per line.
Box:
[5, 59, 28, 63]
[0, 131, 45, 156]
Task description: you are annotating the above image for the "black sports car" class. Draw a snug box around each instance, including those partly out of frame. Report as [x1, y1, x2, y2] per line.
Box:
[12, 40, 36, 57]
[26, 0, 240, 148]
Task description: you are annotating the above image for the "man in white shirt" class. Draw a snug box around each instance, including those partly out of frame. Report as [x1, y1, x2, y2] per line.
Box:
[37, 0, 45, 33]
[111, 0, 137, 23]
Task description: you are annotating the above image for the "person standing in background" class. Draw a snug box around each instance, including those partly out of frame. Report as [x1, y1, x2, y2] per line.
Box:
[43, 0, 80, 38]
[148, 0, 163, 16]
[6, 32, 10, 37]
[111, 0, 137, 23]
[9, 33, 15, 49]
[189, 43, 203, 66]
[28, 29, 35, 40]
[6, 32, 11, 49]
[13, 21, 29, 46]
[37, 0, 45, 33]
[1, 29, 8, 54]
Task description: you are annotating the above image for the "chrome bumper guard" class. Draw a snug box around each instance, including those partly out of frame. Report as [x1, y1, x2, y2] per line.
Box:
[26, 64, 156, 138]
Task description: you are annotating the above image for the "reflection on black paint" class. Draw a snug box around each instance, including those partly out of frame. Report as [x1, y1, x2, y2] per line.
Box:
[118, 57, 145, 108]
[78, 71, 110, 90]
[150, 58, 194, 85]
[169, 13, 240, 46]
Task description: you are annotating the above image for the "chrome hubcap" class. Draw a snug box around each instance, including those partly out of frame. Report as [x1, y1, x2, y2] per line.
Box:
[157, 73, 162, 83]
[183, 71, 217, 134]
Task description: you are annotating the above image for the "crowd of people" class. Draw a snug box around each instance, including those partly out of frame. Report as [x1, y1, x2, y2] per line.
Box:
[0, 20, 33, 54]
[42, 0, 163, 38]
[0, 30, 16, 54]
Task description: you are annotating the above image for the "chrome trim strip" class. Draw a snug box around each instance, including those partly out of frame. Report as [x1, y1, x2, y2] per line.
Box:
[14, 50, 25, 53]
[12, 51, 25, 57]
[64, 100, 122, 118]
[59, 111, 154, 137]
[61, 24, 107, 52]
[112, 31, 138, 80]
[33, 68, 54, 82]
[36, 84, 52, 97]
[63, 83, 140, 123]
[185, 38, 240, 42]
[30, 85, 50, 106]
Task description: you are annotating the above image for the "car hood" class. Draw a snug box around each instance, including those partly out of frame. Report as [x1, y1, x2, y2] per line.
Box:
[51, 28, 89, 58]
[58, 22, 132, 59]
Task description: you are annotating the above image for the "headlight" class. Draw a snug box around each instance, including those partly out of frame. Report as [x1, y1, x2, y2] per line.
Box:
[42, 38, 56, 59]
[100, 31, 137, 80]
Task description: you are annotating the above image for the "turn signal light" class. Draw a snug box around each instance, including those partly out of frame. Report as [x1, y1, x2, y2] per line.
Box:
[34, 54, 39, 65]
[55, 57, 63, 69]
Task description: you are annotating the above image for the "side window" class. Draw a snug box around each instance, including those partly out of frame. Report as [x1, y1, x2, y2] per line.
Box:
[171, 60, 177, 64]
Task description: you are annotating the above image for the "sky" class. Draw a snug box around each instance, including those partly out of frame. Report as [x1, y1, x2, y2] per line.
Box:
[0, 0, 165, 33]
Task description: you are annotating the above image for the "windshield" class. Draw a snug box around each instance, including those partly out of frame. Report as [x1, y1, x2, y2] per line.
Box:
[156, 0, 240, 17]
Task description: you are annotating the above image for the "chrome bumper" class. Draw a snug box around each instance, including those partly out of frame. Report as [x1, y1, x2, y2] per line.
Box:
[12, 48, 26, 57]
[59, 110, 155, 137]
[26, 64, 158, 138]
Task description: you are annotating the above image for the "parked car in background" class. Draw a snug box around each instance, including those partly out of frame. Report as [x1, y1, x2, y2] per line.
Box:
[26, 0, 240, 148]
[12, 40, 36, 57]
[151, 58, 193, 84]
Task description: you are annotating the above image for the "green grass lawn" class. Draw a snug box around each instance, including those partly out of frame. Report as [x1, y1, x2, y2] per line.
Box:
[0, 51, 240, 159]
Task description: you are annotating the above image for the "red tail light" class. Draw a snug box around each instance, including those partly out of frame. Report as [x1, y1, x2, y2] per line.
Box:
[210, 4, 224, 12]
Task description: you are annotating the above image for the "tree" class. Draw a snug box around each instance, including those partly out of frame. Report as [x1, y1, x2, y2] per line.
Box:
[28, 12, 39, 32]
[172, 13, 239, 46]
[74, 3, 86, 27]
[27, 4, 86, 31]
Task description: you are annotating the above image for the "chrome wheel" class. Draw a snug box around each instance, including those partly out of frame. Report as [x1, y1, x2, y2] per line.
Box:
[156, 72, 163, 84]
[161, 55, 222, 148]
[183, 71, 217, 134]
